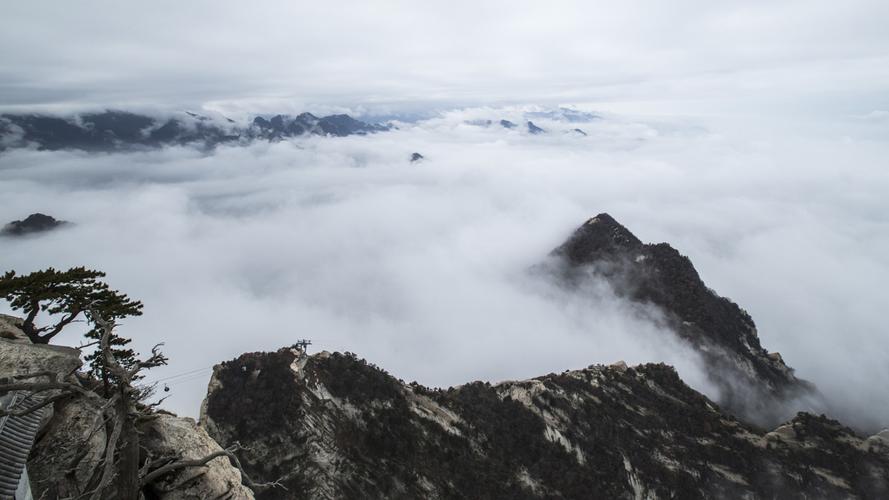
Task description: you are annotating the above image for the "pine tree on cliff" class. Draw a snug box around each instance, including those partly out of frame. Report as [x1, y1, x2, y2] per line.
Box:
[0, 267, 143, 394]
[0, 266, 282, 499]
[0, 267, 143, 344]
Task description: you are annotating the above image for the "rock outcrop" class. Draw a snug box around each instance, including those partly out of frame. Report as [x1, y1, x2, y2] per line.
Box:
[1, 213, 68, 237]
[202, 347, 889, 499]
[527, 121, 546, 134]
[0, 315, 80, 379]
[543, 213, 822, 426]
[141, 414, 255, 500]
[0, 315, 254, 499]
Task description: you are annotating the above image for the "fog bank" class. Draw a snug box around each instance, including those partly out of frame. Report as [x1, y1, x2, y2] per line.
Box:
[1, 108, 887, 430]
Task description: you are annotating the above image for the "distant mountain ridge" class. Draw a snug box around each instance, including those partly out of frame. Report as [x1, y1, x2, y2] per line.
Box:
[0, 110, 392, 152]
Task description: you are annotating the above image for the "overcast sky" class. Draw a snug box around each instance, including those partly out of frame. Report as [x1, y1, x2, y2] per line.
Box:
[1, 1, 888, 118]
[2, 2, 888, 430]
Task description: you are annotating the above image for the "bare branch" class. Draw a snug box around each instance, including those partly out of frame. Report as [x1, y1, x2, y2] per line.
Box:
[139, 444, 287, 492]
[143, 394, 170, 411]
[138, 453, 159, 484]
[130, 343, 168, 377]
[225, 447, 288, 492]
[77, 339, 101, 350]
[42, 307, 83, 343]
[90, 404, 123, 500]
[139, 450, 231, 486]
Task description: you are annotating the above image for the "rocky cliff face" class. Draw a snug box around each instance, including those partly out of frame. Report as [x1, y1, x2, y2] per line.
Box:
[0, 314, 253, 499]
[202, 347, 889, 499]
[199, 214, 888, 498]
[543, 213, 821, 426]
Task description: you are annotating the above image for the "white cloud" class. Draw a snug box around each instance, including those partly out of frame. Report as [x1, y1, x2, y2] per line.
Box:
[1, 108, 887, 432]
[1, 1, 888, 118]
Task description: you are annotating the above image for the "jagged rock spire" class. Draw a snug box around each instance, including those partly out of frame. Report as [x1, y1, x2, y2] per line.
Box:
[548, 213, 822, 426]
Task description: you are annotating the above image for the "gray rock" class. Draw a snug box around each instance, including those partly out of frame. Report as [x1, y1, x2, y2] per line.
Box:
[0, 315, 252, 498]
[202, 348, 889, 499]
[141, 414, 255, 500]
[28, 394, 107, 497]
[0, 314, 29, 343]
[0, 319, 81, 378]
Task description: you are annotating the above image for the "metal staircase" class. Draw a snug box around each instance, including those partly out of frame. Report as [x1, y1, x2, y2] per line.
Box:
[0, 392, 45, 500]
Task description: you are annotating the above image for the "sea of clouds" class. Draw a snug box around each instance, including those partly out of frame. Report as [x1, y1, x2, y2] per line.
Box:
[1, 106, 887, 431]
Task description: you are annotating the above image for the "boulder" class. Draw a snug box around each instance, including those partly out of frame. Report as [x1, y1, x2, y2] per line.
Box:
[140, 414, 255, 500]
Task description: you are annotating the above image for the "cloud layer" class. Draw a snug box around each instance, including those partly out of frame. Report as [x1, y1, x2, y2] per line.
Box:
[2, 1, 888, 119]
[1, 107, 887, 431]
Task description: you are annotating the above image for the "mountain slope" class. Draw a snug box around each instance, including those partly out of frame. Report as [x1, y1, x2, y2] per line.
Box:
[0, 110, 390, 151]
[543, 213, 821, 425]
[201, 347, 889, 499]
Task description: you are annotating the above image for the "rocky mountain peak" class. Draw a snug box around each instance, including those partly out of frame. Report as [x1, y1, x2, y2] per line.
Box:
[546, 214, 821, 426]
[527, 121, 545, 134]
[1, 213, 68, 237]
[552, 212, 643, 262]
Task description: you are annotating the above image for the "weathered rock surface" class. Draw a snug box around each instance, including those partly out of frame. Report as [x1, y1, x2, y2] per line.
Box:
[0, 316, 80, 378]
[543, 213, 822, 426]
[141, 414, 255, 500]
[27, 392, 108, 497]
[0, 316, 253, 499]
[203, 348, 889, 499]
[0, 314, 33, 343]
